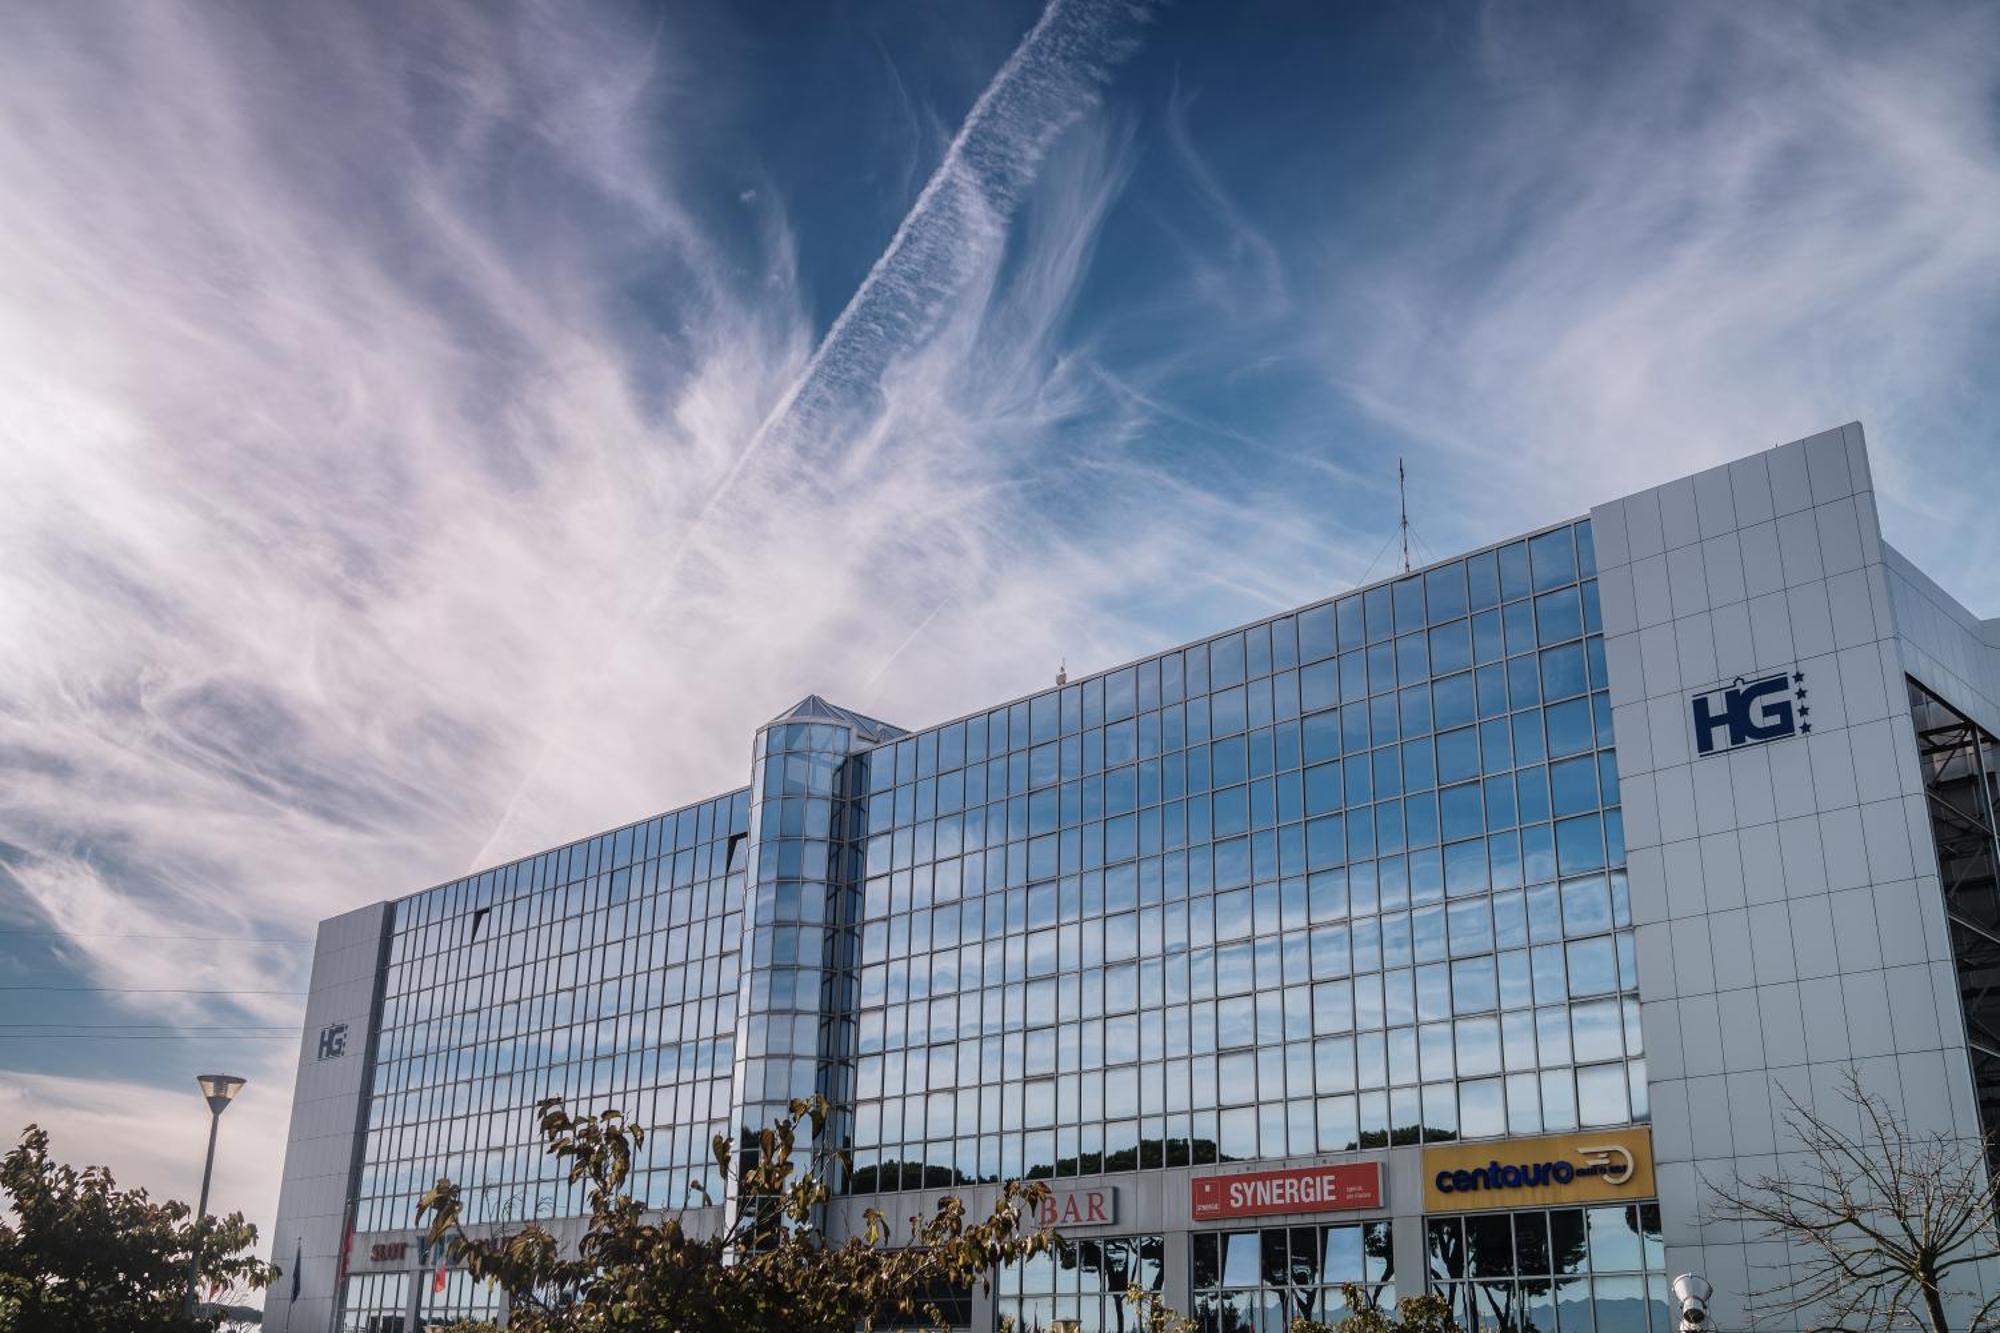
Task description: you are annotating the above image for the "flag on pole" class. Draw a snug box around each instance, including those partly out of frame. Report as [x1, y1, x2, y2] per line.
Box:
[290, 1238, 302, 1301]
[433, 1257, 448, 1295]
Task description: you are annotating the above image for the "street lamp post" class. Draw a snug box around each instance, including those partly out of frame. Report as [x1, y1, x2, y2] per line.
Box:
[185, 1073, 248, 1318]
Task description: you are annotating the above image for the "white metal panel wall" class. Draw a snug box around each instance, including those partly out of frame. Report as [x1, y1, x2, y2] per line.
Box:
[1883, 541, 2000, 737]
[1590, 423, 1991, 1330]
[263, 902, 390, 1333]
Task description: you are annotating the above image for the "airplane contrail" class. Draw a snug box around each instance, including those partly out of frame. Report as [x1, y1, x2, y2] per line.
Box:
[473, 0, 1151, 869]
[656, 0, 1153, 577]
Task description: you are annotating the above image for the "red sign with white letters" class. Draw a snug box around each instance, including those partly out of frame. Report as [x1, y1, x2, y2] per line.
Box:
[1190, 1162, 1383, 1220]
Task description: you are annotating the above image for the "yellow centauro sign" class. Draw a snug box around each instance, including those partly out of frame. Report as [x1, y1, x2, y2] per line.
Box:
[1422, 1129, 1655, 1212]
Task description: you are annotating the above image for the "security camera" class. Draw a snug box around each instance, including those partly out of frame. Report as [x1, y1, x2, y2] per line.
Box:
[1671, 1273, 1713, 1330]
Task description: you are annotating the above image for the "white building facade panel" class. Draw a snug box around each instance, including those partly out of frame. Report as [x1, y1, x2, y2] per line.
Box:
[1592, 422, 1999, 1330]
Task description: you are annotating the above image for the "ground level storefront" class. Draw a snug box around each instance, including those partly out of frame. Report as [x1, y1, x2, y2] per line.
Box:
[339, 1126, 1674, 1330]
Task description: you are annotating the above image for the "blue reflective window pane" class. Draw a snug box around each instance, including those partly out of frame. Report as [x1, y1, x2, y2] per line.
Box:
[1405, 791, 1439, 848]
[1307, 816, 1346, 871]
[1300, 604, 1336, 664]
[1431, 620, 1473, 676]
[1301, 660, 1337, 713]
[1522, 825, 1556, 884]
[1443, 839, 1487, 896]
[1370, 694, 1400, 745]
[1433, 672, 1476, 731]
[1555, 815, 1605, 875]
[1529, 527, 1578, 593]
[1304, 712, 1340, 764]
[1213, 737, 1248, 787]
[1394, 576, 1426, 633]
[1507, 655, 1541, 710]
[1212, 687, 1247, 737]
[1336, 596, 1366, 653]
[1466, 550, 1500, 611]
[1339, 651, 1368, 704]
[1561, 876, 1613, 936]
[1365, 585, 1395, 645]
[1397, 632, 1430, 687]
[1341, 703, 1370, 756]
[1402, 738, 1437, 791]
[1540, 644, 1589, 703]
[1376, 801, 1406, 856]
[1210, 633, 1246, 690]
[1426, 563, 1469, 623]
[1436, 728, 1480, 785]
[1476, 665, 1509, 719]
[1545, 699, 1594, 758]
[1247, 624, 1274, 679]
[1344, 756, 1375, 806]
[1498, 542, 1532, 602]
[1549, 756, 1599, 818]
[1440, 784, 1484, 841]
[1373, 747, 1403, 798]
[1534, 587, 1584, 645]
[1367, 642, 1397, 697]
[1472, 609, 1505, 665]
[1504, 600, 1538, 656]
[1400, 686, 1433, 737]
[1520, 712, 1552, 764]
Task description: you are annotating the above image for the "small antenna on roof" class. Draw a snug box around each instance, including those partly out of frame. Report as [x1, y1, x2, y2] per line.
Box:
[1399, 457, 1411, 574]
[1056, 659, 1068, 687]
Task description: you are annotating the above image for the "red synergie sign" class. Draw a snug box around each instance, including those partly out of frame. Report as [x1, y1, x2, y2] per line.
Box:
[1190, 1162, 1383, 1221]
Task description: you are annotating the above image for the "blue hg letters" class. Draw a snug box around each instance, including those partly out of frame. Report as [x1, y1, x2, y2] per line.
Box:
[1691, 669, 1808, 756]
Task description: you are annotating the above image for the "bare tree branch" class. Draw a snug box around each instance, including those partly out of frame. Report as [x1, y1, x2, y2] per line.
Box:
[1708, 1068, 2000, 1332]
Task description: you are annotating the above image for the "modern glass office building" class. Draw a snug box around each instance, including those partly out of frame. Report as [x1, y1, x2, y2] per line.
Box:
[266, 424, 2000, 1333]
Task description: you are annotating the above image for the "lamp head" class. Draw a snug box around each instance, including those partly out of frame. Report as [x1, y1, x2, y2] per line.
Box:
[1671, 1273, 1713, 1326]
[196, 1073, 247, 1115]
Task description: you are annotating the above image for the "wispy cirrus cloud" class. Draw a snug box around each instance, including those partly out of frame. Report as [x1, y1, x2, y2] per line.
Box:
[13, 0, 1990, 1272]
[1323, 1, 2000, 604]
[0, 0, 1346, 1255]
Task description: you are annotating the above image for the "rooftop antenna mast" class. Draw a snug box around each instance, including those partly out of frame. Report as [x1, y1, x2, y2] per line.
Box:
[1399, 457, 1411, 574]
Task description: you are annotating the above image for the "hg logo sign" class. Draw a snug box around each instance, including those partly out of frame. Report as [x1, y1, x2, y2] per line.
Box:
[317, 1022, 349, 1061]
[1691, 669, 1808, 756]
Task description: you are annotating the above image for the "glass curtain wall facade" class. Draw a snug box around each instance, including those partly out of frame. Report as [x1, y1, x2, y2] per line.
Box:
[310, 518, 1668, 1333]
[1424, 1206, 1669, 1332]
[273, 425, 2000, 1333]
[1190, 1221, 1394, 1329]
[729, 698, 904, 1217]
[337, 790, 749, 1330]
[997, 1235, 1167, 1332]
[847, 519, 1639, 1192]
[319, 519, 1659, 1333]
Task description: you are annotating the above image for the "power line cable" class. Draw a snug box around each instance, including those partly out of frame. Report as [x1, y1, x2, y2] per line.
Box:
[0, 1032, 295, 1041]
[0, 1022, 295, 1030]
[1355, 527, 1402, 587]
[0, 985, 306, 995]
[0, 928, 309, 944]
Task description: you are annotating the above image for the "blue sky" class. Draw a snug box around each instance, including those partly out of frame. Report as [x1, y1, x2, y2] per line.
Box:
[1, 0, 1996, 1252]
